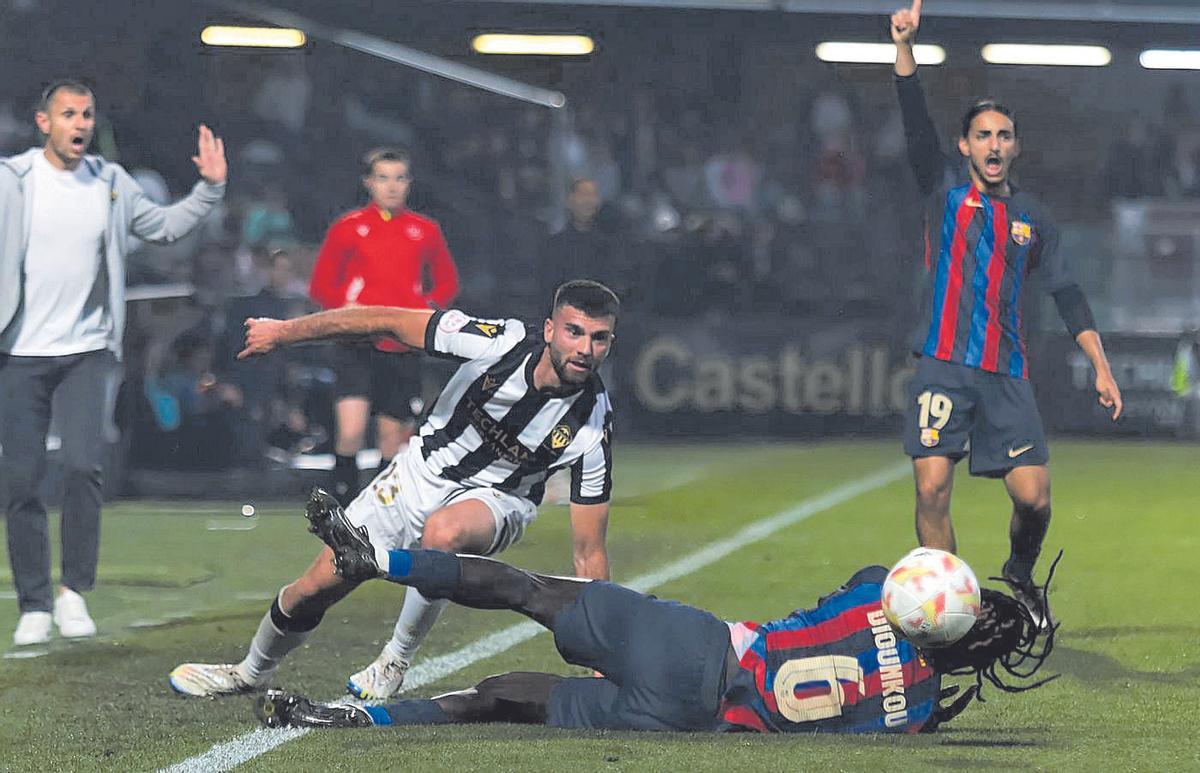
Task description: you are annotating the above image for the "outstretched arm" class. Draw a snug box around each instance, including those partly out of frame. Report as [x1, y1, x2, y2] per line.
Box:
[237, 306, 434, 359]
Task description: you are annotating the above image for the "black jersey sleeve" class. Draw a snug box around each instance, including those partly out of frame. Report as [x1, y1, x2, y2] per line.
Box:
[1030, 215, 1075, 292]
[895, 73, 946, 196]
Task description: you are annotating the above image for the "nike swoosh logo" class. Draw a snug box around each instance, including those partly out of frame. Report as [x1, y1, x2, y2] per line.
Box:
[1007, 444, 1035, 458]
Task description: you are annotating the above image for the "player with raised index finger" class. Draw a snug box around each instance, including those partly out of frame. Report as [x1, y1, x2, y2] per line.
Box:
[888, 0, 1121, 627]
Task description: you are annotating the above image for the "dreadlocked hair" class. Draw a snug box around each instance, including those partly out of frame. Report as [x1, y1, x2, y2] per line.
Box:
[921, 551, 1062, 726]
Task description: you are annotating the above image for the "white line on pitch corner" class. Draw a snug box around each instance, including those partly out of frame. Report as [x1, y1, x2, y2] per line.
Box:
[160, 461, 909, 773]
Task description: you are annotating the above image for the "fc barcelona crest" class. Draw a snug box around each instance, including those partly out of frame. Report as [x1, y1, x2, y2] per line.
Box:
[549, 424, 573, 450]
[1010, 220, 1032, 246]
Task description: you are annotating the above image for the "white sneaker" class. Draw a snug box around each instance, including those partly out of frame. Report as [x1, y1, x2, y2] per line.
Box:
[13, 611, 53, 646]
[169, 662, 263, 697]
[347, 650, 410, 700]
[53, 589, 97, 638]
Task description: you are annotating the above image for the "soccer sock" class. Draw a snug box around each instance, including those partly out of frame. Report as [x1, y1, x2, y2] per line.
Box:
[380, 548, 462, 596]
[371, 699, 452, 726]
[1005, 508, 1050, 584]
[238, 592, 323, 684]
[385, 586, 450, 662]
[332, 454, 359, 499]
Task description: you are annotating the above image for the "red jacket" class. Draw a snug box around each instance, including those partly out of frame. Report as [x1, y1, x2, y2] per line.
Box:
[309, 204, 459, 352]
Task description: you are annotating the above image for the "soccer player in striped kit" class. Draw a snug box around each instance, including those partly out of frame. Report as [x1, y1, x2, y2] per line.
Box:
[169, 281, 616, 701]
[890, 0, 1121, 629]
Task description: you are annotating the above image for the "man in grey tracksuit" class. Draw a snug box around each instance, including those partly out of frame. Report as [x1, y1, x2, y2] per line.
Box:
[0, 79, 227, 645]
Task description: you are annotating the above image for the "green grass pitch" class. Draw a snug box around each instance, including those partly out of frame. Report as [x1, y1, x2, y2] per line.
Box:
[1, 440, 1197, 771]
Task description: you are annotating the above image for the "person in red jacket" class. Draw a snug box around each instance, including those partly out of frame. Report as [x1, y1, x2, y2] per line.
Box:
[309, 147, 459, 506]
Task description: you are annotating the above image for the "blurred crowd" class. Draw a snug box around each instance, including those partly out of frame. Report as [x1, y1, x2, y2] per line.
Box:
[5, 1, 1200, 472]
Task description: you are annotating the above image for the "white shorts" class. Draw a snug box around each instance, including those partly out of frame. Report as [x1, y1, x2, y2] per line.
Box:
[344, 443, 538, 556]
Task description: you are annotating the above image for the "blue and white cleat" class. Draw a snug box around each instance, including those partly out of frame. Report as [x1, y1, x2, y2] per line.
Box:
[169, 662, 261, 697]
[347, 651, 410, 700]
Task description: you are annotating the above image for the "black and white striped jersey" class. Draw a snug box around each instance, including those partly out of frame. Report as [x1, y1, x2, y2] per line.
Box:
[414, 309, 613, 506]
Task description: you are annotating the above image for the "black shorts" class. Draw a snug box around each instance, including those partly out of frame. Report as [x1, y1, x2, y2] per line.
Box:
[546, 582, 730, 732]
[902, 355, 1049, 478]
[330, 344, 424, 422]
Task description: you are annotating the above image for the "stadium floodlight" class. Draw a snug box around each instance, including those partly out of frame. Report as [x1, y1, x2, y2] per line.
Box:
[471, 34, 594, 55]
[981, 43, 1111, 66]
[815, 42, 945, 65]
[201, 25, 306, 48]
[1140, 49, 1200, 70]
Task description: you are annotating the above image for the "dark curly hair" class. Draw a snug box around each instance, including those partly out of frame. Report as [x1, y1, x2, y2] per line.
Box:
[920, 551, 1062, 730]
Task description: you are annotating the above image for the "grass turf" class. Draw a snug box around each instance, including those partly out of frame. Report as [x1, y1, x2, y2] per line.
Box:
[0, 440, 1196, 771]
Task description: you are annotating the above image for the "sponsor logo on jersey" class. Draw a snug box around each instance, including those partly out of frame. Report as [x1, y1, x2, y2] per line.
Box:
[1011, 220, 1033, 246]
[549, 423, 573, 450]
[481, 373, 501, 392]
[920, 427, 940, 448]
[467, 399, 532, 465]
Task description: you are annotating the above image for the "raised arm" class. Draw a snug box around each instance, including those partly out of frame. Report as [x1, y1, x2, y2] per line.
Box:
[891, 0, 943, 195]
[127, 125, 227, 243]
[237, 306, 434, 360]
[891, 0, 921, 77]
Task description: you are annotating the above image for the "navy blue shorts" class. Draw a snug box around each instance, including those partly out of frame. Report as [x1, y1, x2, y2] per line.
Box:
[546, 582, 730, 732]
[331, 345, 424, 421]
[902, 356, 1049, 478]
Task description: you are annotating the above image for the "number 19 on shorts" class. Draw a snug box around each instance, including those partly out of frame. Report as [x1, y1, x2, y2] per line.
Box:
[916, 390, 953, 448]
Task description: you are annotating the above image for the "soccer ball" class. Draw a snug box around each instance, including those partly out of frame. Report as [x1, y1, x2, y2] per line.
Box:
[882, 548, 982, 648]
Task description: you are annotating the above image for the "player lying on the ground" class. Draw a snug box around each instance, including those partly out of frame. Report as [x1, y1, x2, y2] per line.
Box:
[169, 280, 618, 701]
[256, 491, 1059, 734]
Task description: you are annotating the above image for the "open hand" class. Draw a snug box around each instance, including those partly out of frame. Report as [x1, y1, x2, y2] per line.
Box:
[192, 124, 227, 185]
[890, 0, 922, 45]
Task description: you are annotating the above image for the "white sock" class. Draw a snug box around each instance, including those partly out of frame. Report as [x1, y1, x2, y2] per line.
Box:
[384, 586, 449, 661]
[237, 592, 314, 683]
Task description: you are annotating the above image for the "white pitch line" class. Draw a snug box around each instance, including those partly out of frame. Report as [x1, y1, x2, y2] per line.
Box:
[161, 461, 909, 773]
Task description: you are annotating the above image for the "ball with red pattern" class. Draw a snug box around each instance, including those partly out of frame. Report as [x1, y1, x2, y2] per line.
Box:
[881, 547, 981, 648]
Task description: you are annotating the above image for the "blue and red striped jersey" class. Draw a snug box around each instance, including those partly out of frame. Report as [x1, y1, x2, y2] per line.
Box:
[897, 74, 1075, 379]
[718, 566, 941, 734]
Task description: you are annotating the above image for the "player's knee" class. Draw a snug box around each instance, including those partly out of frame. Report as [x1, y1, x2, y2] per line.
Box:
[1014, 495, 1051, 519]
[421, 518, 471, 551]
[915, 477, 952, 508]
